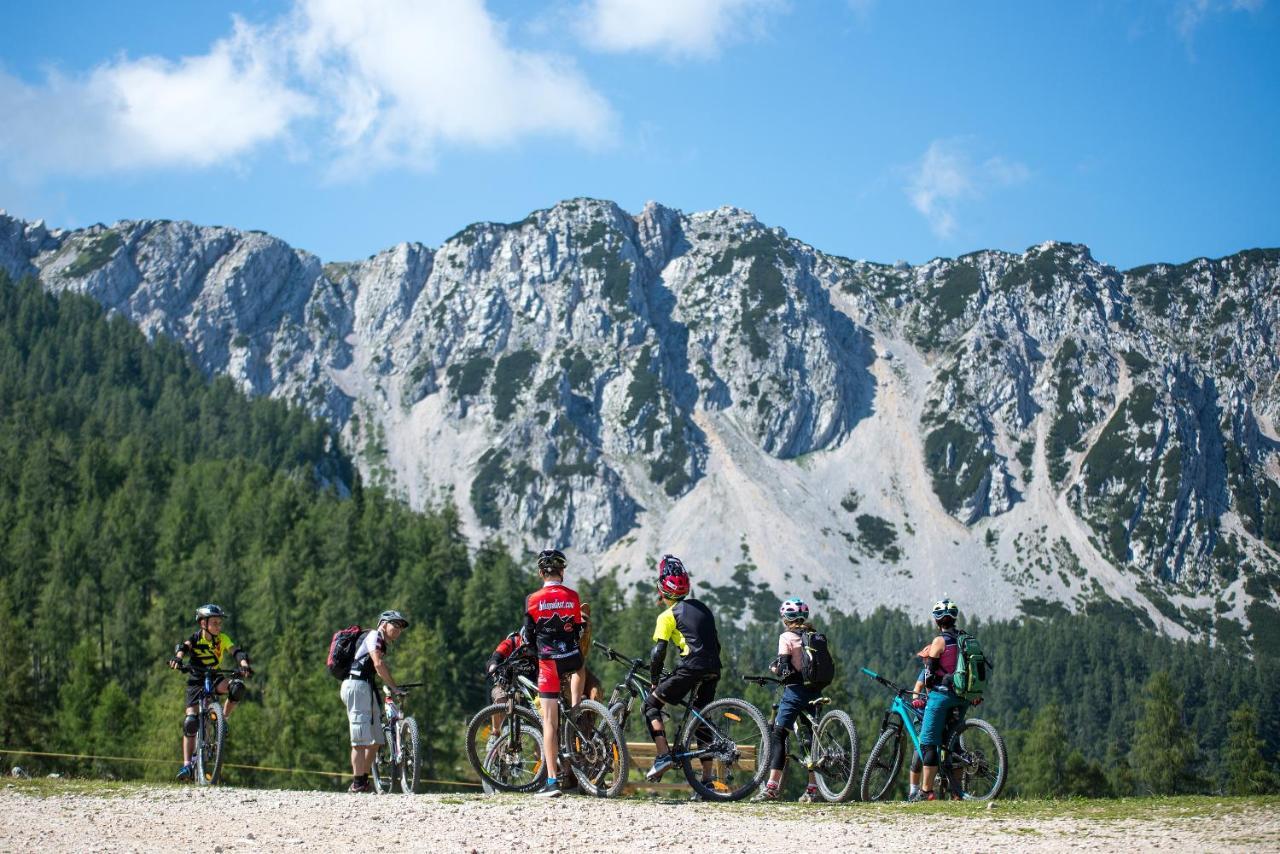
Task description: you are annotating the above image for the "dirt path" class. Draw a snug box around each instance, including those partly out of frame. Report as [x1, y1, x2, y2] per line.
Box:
[4, 784, 1278, 853]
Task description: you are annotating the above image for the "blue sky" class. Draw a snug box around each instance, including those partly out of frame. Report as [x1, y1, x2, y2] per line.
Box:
[1, 0, 1276, 269]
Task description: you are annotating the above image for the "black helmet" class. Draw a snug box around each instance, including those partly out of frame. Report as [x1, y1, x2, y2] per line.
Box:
[537, 548, 567, 575]
[195, 604, 227, 622]
[379, 610, 409, 628]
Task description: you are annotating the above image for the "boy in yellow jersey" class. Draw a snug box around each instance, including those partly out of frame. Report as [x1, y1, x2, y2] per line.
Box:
[167, 604, 252, 782]
[642, 555, 722, 783]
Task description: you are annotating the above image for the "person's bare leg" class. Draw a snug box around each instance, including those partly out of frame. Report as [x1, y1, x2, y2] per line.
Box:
[569, 669, 585, 709]
[541, 697, 561, 780]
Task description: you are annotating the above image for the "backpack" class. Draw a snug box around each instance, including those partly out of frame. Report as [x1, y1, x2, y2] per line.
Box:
[327, 626, 366, 679]
[950, 630, 990, 698]
[799, 630, 836, 689]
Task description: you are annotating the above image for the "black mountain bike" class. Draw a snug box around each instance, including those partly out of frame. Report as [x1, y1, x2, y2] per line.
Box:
[742, 674, 860, 802]
[176, 665, 240, 786]
[859, 667, 1007, 801]
[465, 658, 628, 797]
[595, 641, 771, 802]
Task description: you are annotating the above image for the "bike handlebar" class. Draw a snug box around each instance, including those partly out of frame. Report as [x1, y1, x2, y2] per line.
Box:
[174, 664, 247, 677]
[593, 640, 643, 668]
[742, 674, 782, 686]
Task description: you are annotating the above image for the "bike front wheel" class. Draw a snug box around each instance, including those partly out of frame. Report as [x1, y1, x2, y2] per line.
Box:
[565, 699, 628, 798]
[371, 724, 398, 794]
[944, 718, 1007, 801]
[397, 717, 421, 794]
[679, 697, 771, 802]
[465, 703, 546, 793]
[813, 709, 859, 802]
[195, 703, 226, 786]
[860, 726, 904, 802]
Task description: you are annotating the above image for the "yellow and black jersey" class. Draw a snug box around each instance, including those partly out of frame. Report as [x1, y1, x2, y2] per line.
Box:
[652, 599, 721, 672]
[179, 632, 245, 670]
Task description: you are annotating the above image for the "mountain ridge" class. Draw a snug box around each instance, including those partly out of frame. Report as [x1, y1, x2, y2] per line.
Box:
[2, 200, 1278, 646]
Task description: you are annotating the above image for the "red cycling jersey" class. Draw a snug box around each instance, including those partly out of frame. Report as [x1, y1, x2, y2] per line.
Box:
[522, 581, 583, 697]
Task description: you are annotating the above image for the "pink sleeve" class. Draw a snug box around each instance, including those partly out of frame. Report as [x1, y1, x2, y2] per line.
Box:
[777, 633, 790, 656]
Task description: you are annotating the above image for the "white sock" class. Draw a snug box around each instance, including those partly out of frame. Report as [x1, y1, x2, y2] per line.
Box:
[909, 784, 921, 796]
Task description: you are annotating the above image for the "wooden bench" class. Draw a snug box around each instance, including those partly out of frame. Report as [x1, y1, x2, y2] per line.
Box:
[621, 742, 757, 795]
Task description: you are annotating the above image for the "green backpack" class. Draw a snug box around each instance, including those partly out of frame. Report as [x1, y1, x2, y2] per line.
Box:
[950, 630, 990, 699]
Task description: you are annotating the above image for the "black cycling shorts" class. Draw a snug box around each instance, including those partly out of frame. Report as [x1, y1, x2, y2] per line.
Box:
[653, 665, 719, 710]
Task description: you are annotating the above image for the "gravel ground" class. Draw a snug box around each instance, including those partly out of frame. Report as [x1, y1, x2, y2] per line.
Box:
[3, 785, 1279, 853]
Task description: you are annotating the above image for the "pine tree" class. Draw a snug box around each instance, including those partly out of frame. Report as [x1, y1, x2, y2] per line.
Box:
[1130, 671, 1201, 794]
[1224, 703, 1278, 795]
[1021, 703, 1069, 797]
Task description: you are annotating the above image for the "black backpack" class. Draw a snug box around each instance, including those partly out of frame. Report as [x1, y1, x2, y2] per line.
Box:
[799, 630, 836, 689]
[326, 626, 366, 679]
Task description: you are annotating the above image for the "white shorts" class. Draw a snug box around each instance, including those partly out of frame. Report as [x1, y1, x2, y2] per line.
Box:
[340, 679, 384, 747]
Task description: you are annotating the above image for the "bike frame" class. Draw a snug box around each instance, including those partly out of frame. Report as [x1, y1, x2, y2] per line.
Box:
[863, 667, 927, 765]
[750, 678, 823, 770]
[597, 642, 724, 765]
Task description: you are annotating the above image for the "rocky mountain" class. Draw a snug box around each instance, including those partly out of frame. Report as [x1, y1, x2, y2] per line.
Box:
[2, 200, 1277, 647]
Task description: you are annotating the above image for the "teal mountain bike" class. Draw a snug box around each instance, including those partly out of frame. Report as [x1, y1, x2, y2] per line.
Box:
[859, 667, 1007, 801]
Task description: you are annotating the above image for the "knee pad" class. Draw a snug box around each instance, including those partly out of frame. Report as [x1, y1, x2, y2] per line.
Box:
[227, 679, 246, 702]
[183, 714, 199, 737]
[920, 745, 939, 766]
[643, 693, 665, 725]
[769, 726, 790, 771]
[910, 753, 923, 774]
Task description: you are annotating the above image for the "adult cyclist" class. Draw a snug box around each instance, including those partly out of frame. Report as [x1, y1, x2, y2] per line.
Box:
[643, 555, 722, 787]
[907, 598, 971, 802]
[520, 548, 583, 798]
[167, 604, 252, 782]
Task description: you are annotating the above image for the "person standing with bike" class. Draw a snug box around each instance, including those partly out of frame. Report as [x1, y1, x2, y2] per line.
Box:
[167, 604, 252, 782]
[907, 598, 971, 802]
[643, 555, 722, 785]
[521, 548, 583, 798]
[341, 610, 409, 794]
[756, 598, 826, 802]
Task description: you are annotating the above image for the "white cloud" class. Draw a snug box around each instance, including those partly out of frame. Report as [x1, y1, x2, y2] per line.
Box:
[578, 0, 785, 59]
[294, 0, 615, 174]
[0, 0, 616, 178]
[0, 19, 308, 175]
[1175, 0, 1265, 45]
[906, 140, 1029, 239]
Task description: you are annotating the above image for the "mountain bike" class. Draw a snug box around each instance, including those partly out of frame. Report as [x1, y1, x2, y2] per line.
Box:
[176, 665, 241, 786]
[465, 658, 628, 797]
[595, 641, 771, 801]
[858, 667, 1007, 802]
[742, 674, 860, 802]
[371, 682, 423, 794]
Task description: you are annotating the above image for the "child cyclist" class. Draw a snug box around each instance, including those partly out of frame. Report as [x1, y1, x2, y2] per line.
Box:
[643, 555, 722, 786]
[755, 598, 822, 802]
[167, 604, 252, 782]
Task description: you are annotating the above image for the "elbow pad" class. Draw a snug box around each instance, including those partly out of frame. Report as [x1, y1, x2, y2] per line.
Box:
[922, 658, 939, 687]
[648, 641, 668, 685]
[772, 654, 793, 680]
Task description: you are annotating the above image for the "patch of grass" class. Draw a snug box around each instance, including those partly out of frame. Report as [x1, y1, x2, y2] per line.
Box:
[491, 349, 540, 422]
[446, 354, 493, 398]
[924, 420, 994, 516]
[66, 232, 123, 277]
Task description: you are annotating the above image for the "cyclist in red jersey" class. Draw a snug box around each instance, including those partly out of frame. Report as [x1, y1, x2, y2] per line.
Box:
[521, 548, 583, 798]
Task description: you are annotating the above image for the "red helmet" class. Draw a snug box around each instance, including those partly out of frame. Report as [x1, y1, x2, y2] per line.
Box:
[657, 554, 690, 600]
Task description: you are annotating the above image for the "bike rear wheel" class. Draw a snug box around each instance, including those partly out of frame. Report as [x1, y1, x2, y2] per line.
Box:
[813, 709, 859, 802]
[195, 703, 226, 786]
[397, 717, 420, 794]
[944, 718, 1007, 801]
[465, 703, 546, 793]
[679, 698, 771, 802]
[860, 727, 904, 802]
[565, 699, 628, 798]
